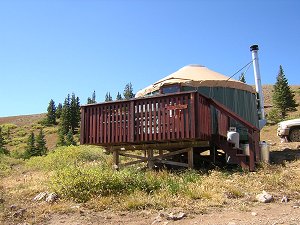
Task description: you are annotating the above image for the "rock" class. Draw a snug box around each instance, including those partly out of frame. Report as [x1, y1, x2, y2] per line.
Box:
[112, 164, 119, 170]
[151, 216, 162, 225]
[45, 192, 58, 203]
[292, 202, 300, 208]
[256, 191, 273, 203]
[0, 198, 4, 204]
[10, 205, 17, 210]
[33, 192, 48, 201]
[281, 195, 288, 203]
[13, 208, 26, 218]
[71, 204, 80, 209]
[251, 212, 258, 216]
[166, 212, 186, 221]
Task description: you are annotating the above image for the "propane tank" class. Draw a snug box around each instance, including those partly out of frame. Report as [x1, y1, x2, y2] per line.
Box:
[227, 127, 239, 148]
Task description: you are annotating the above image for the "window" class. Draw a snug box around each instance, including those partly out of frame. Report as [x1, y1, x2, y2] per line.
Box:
[161, 85, 181, 94]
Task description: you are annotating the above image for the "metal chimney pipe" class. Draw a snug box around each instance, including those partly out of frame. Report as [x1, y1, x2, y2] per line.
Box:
[250, 44, 266, 129]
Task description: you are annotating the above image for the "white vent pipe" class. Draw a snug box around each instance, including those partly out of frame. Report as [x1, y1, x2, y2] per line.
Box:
[250, 45, 266, 129]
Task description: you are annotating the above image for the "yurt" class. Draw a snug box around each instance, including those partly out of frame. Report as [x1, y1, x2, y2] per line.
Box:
[136, 64, 259, 140]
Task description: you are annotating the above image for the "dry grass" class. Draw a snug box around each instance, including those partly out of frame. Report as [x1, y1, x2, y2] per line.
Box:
[1, 146, 300, 224]
[0, 85, 300, 224]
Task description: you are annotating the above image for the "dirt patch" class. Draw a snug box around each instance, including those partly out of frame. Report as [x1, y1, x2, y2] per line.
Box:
[10, 201, 298, 225]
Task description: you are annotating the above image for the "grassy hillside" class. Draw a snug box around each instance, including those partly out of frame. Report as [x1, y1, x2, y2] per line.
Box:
[0, 85, 300, 224]
[0, 114, 59, 157]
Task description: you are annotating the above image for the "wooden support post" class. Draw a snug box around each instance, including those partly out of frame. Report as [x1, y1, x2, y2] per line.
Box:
[147, 149, 154, 169]
[210, 146, 216, 164]
[113, 150, 119, 170]
[188, 147, 194, 169]
[159, 149, 163, 159]
[254, 130, 260, 162]
[248, 130, 255, 171]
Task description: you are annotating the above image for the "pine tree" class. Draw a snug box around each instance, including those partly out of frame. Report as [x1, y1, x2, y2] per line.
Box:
[66, 129, 76, 146]
[92, 90, 96, 103]
[87, 90, 97, 104]
[87, 97, 92, 104]
[24, 132, 37, 159]
[272, 65, 298, 118]
[57, 129, 66, 147]
[56, 103, 63, 119]
[0, 127, 9, 155]
[47, 99, 56, 125]
[70, 93, 80, 133]
[123, 82, 134, 100]
[36, 129, 47, 156]
[60, 94, 72, 135]
[116, 92, 123, 100]
[105, 92, 112, 102]
[239, 72, 246, 83]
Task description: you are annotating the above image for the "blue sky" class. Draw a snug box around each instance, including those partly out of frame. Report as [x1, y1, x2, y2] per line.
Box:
[0, 0, 299, 117]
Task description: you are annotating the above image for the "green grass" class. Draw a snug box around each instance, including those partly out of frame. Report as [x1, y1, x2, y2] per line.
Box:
[0, 153, 23, 177]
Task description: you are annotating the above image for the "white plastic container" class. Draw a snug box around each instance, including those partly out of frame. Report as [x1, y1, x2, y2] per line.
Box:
[240, 143, 250, 156]
[260, 141, 269, 163]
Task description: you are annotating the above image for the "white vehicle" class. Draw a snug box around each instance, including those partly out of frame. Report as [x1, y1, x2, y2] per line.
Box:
[277, 118, 300, 142]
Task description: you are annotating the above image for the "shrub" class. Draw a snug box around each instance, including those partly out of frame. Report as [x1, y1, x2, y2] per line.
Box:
[51, 166, 136, 202]
[266, 108, 281, 124]
[26, 145, 106, 171]
[0, 154, 23, 177]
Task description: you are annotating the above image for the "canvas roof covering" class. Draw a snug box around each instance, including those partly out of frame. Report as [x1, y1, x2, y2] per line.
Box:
[136, 64, 255, 97]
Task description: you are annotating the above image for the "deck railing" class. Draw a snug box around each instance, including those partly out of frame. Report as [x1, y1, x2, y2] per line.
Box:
[80, 91, 259, 147]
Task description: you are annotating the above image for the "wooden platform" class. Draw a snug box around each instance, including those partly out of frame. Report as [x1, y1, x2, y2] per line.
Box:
[80, 91, 260, 171]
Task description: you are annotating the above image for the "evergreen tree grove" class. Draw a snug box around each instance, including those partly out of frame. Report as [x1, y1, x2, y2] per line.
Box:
[272, 65, 298, 118]
[59, 93, 81, 135]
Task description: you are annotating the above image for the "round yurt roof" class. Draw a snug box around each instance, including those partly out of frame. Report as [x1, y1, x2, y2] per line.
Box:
[136, 65, 255, 97]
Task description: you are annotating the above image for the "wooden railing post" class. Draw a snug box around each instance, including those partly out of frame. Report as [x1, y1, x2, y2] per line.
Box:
[129, 101, 135, 142]
[190, 92, 195, 139]
[80, 107, 85, 144]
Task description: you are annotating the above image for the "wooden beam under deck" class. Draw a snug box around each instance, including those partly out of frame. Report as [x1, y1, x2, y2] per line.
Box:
[107, 141, 210, 151]
[114, 147, 197, 169]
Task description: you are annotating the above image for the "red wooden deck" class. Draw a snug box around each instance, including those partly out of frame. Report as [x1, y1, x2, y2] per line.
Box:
[80, 91, 260, 170]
